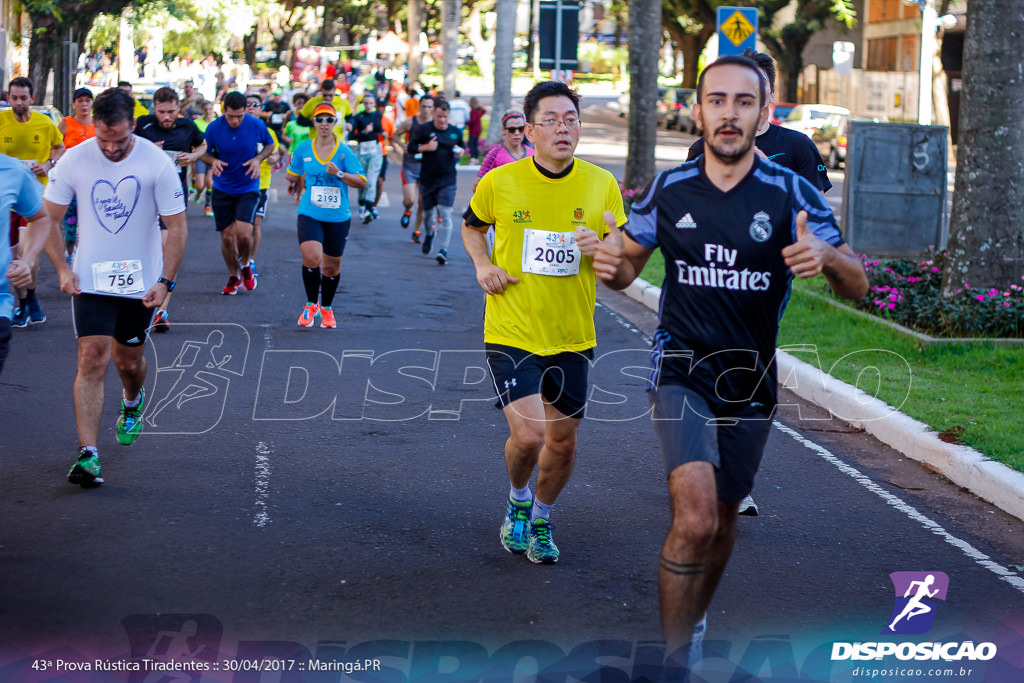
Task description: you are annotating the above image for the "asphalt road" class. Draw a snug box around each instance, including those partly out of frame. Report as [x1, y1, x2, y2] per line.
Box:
[0, 109, 1021, 682]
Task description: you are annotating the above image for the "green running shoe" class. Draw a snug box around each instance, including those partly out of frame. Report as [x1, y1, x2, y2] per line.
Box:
[527, 518, 559, 564]
[500, 498, 533, 553]
[116, 386, 145, 445]
[67, 448, 104, 488]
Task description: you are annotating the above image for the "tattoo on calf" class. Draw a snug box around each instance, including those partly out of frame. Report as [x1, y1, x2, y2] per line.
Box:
[660, 556, 705, 576]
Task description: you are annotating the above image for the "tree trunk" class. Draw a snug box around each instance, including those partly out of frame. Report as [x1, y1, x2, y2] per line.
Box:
[28, 18, 59, 105]
[612, 1, 625, 49]
[408, 0, 423, 86]
[489, 0, 517, 145]
[665, 24, 713, 90]
[442, 0, 460, 97]
[374, 0, 389, 34]
[466, 5, 494, 90]
[526, 0, 536, 71]
[624, 0, 660, 192]
[243, 29, 258, 69]
[941, 0, 1024, 295]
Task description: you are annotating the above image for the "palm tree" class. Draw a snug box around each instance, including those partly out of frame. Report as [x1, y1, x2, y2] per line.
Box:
[488, 0, 517, 146]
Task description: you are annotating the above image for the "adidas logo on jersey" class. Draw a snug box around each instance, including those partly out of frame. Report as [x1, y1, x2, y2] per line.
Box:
[676, 213, 697, 230]
[126, 336, 142, 344]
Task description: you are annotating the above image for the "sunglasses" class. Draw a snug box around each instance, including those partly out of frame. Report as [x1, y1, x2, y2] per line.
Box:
[314, 116, 337, 124]
[504, 125, 525, 133]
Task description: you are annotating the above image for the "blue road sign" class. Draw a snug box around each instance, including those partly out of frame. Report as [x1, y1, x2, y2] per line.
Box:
[717, 7, 759, 56]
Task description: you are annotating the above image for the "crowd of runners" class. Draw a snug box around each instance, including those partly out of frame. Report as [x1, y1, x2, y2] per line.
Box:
[0, 49, 866, 681]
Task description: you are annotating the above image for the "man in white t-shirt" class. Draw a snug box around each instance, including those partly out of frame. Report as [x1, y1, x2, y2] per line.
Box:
[44, 87, 188, 489]
[447, 91, 470, 133]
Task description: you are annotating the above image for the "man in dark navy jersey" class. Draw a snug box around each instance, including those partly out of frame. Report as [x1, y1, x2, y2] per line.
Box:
[690, 49, 830, 518]
[594, 55, 868, 680]
[687, 48, 832, 195]
[688, 49, 823, 518]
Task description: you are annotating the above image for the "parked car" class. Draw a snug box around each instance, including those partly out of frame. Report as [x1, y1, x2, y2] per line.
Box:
[779, 103, 850, 138]
[770, 102, 796, 126]
[663, 88, 698, 133]
[618, 87, 667, 118]
[812, 113, 889, 168]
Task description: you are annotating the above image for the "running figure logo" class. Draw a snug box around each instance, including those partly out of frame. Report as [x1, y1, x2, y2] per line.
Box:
[146, 324, 250, 434]
[121, 613, 222, 682]
[883, 571, 949, 635]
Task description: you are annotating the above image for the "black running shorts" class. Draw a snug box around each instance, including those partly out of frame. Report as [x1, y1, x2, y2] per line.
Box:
[255, 188, 269, 218]
[73, 293, 157, 346]
[420, 183, 455, 212]
[211, 189, 260, 231]
[648, 383, 773, 502]
[485, 343, 593, 419]
[296, 215, 351, 258]
[0, 317, 11, 375]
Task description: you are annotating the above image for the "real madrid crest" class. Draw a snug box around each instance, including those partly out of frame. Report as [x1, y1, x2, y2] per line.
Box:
[749, 211, 772, 243]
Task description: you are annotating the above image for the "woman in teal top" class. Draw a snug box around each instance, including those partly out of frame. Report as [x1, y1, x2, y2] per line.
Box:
[285, 102, 366, 329]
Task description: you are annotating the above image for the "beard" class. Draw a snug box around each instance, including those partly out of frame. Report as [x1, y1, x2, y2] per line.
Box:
[704, 122, 757, 164]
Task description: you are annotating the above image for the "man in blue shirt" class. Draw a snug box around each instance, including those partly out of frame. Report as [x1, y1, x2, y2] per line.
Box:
[0, 155, 52, 374]
[199, 91, 275, 294]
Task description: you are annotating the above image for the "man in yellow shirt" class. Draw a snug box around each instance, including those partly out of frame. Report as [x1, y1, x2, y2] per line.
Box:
[245, 93, 281, 275]
[462, 81, 626, 564]
[117, 81, 150, 118]
[299, 79, 352, 138]
[0, 76, 65, 326]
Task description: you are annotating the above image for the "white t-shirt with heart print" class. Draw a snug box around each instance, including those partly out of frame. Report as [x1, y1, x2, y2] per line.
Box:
[45, 135, 185, 298]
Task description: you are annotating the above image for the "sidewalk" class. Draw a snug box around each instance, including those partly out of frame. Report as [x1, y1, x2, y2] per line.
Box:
[620, 277, 1024, 523]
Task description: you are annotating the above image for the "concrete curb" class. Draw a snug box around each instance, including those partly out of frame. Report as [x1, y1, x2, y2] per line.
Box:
[619, 277, 1024, 523]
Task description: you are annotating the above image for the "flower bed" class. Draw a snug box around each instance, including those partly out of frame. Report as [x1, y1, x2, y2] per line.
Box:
[854, 249, 1023, 338]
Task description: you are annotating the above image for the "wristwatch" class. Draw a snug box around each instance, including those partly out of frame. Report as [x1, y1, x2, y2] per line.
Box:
[157, 277, 176, 291]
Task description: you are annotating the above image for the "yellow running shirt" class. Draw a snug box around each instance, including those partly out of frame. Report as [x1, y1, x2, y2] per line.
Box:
[0, 110, 63, 185]
[260, 128, 279, 190]
[470, 157, 627, 355]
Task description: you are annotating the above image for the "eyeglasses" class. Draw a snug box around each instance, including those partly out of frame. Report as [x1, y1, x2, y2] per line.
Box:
[530, 116, 579, 129]
[313, 116, 337, 124]
[504, 126, 525, 133]
[246, 102, 261, 108]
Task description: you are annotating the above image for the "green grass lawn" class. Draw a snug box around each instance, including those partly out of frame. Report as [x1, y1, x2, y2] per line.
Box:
[633, 252, 1024, 471]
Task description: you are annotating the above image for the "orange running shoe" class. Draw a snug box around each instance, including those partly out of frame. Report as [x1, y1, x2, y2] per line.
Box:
[320, 307, 337, 329]
[298, 302, 319, 327]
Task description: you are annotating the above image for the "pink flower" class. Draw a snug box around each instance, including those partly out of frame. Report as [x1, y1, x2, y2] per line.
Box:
[932, 268, 940, 273]
[1005, 302, 1011, 308]
[887, 303, 896, 310]
[975, 294, 985, 302]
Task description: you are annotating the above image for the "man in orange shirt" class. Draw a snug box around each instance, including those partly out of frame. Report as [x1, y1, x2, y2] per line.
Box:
[374, 98, 395, 212]
[57, 88, 96, 260]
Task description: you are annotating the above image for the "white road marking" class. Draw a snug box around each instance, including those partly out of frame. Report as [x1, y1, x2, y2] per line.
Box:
[774, 421, 1024, 594]
[254, 441, 272, 527]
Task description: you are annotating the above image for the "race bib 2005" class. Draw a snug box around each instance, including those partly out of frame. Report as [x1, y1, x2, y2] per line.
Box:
[521, 228, 581, 277]
[93, 259, 144, 295]
[311, 185, 342, 209]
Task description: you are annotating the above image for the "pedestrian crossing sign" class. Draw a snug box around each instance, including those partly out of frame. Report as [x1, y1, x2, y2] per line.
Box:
[717, 7, 759, 55]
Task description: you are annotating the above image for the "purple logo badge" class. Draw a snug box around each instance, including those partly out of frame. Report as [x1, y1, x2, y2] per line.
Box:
[883, 571, 949, 635]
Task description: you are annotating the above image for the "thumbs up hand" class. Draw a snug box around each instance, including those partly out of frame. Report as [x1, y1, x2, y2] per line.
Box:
[782, 210, 832, 278]
[594, 210, 626, 283]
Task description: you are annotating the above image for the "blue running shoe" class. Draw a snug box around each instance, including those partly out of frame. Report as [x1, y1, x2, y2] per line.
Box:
[11, 306, 28, 328]
[68, 448, 104, 488]
[26, 297, 45, 324]
[500, 498, 533, 553]
[116, 387, 145, 445]
[527, 518, 559, 564]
